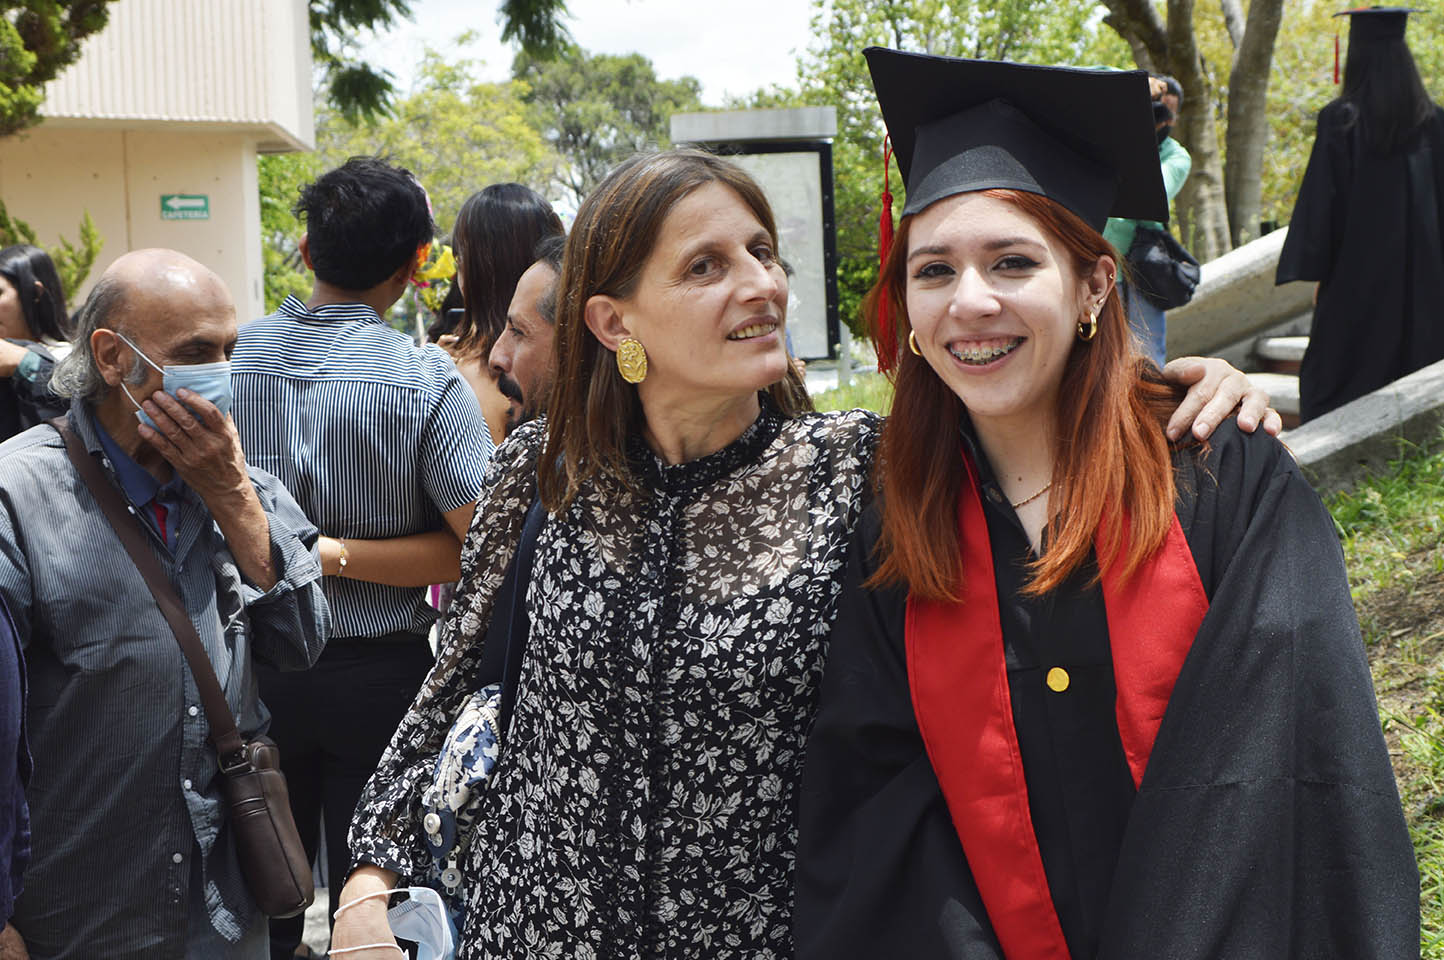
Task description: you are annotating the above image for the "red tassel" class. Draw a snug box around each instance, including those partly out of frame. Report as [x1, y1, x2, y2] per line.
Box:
[876, 136, 898, 373]
[1334, 33, 1340, 84]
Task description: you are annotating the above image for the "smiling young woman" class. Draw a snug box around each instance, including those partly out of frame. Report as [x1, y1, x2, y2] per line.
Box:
[795, 49, 1418, 960]
[868, 189, 1182, 600]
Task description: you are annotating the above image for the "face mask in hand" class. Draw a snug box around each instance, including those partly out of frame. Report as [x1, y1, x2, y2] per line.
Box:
[113, 331, 232, 428]
[386, 886, 456, 960]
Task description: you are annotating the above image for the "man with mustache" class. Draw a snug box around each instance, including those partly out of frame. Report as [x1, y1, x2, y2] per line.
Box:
[490, 235, 564, 435]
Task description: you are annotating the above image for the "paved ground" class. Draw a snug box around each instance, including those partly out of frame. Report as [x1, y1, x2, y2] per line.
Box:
[303, 888, 330, 956]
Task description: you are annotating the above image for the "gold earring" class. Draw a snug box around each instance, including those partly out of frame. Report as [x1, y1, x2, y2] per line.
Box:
[907, 330, 922, 356]
[1077, 309, 1098, 342]
[616, 337, 648, 383]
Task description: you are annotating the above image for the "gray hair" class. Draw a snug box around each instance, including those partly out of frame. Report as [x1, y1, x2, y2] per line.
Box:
[50, 275, 145, 400]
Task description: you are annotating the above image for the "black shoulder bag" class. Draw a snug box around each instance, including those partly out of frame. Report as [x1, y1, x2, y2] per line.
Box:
[1126, 224, 1201, 310]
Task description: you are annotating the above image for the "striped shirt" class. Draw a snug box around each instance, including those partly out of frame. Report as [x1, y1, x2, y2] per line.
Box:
[233, 296, 493, 639]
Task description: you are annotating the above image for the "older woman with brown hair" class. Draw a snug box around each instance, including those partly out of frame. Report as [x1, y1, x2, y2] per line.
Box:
[795, 50, 1417, 960]
[330, 147, 1273, 959]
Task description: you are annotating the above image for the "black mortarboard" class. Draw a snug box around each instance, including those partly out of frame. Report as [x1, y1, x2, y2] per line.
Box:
[1334, 6, 1419, 44]
[864, 47, 1168, 231]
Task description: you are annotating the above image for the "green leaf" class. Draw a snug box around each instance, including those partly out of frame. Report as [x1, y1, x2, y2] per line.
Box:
[0, 0, 119, 137]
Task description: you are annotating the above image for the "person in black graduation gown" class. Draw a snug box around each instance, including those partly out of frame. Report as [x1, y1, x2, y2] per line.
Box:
[1275, 7, 1444, 422]
[795, 49, 1419, 960]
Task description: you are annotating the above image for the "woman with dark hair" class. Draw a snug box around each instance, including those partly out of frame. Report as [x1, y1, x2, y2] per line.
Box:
[1277, 6, 1444, 421]
[796, 49, 1419, 960]
[443, 184, 564, 444]
[0, 245, 70, 439]
[330, 147, 1274, 958]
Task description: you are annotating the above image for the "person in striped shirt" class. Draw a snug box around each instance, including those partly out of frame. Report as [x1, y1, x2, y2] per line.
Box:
[230, 157, 493, 960]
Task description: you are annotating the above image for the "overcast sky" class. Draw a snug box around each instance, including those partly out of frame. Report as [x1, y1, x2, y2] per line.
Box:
[357, 0, 821, 105]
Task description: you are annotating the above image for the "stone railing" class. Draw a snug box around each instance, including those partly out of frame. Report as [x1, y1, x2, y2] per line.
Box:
[1285, 357, 1444, 496]
[1164, 228, 1315, 362]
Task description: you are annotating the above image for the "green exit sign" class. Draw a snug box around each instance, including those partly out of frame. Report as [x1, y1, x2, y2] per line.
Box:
[161, 194, 209, 220]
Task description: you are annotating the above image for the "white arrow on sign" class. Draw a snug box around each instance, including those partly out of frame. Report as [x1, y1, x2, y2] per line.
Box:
[163, 196, 206, 210]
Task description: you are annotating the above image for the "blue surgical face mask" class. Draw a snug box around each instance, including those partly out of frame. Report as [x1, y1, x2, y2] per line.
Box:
[385, 886, 455, 960]
[113, 331, 232, 428]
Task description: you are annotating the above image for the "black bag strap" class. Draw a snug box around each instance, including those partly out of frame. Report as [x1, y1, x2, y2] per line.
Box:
[499, 498, 546, 732]
[48, 417, 246, 764]
[474, 495, 546, 735]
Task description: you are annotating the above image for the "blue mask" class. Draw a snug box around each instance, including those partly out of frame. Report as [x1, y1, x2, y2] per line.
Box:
[386, 886, 456, 960]
[114, 331, 232, 428]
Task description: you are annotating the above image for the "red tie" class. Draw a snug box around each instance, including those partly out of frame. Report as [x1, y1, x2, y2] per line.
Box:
[151, 501, 168, 547]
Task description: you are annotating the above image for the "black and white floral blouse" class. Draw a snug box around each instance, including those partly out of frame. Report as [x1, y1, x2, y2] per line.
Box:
[350, 398, 881, 959]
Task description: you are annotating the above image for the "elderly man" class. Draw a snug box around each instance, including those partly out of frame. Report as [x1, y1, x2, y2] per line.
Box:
[0, 250, 328, 960]
[489, 234, 564, 434]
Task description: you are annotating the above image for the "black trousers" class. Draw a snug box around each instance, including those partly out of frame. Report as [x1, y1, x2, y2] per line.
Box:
[257, 635, 434, 959]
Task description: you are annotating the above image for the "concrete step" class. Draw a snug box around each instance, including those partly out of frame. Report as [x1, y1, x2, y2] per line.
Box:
[1247, 371, 1301, 427]
[1256, 335, 1308, 364]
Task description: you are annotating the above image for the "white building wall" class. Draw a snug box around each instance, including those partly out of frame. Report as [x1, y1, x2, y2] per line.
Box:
[0, 128, 268, 319]
[0, 0, 312, 319]
[42, 0, 313, 150]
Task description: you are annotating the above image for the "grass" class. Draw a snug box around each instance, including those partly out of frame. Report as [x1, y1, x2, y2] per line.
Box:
[1326, 431, 1444, 956]
[811, 372, 893, 414]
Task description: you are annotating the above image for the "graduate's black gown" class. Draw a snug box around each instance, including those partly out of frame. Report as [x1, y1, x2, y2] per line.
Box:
[1276, 100, 1444, 422]
[794, 421, 1419, 959]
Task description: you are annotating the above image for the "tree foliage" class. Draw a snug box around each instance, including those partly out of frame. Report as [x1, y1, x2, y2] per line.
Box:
[1099, 0, 1288, 257]
[311, 0, 571, 122]
[0, 0, 116, 136]
[513, 46, 701, 207]
[0, 200, 103, 297]
[257, 151, 324, 313]
[259, 50, 557, 313]
[757, 0, 1127, 336]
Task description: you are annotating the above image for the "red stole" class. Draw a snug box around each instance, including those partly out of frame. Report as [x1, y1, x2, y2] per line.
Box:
[905, 462, 1208, 958]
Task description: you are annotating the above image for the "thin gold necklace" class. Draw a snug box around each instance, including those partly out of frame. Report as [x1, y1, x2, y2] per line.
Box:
[1009, 481, 1052, 509]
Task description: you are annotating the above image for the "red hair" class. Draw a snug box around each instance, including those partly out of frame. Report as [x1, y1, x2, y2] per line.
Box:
[866, 189, 1185, 601]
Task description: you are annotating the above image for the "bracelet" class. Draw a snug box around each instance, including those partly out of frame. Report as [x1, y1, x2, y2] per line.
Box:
[329, 945, 403, 957]
[337, 538, 349, 576]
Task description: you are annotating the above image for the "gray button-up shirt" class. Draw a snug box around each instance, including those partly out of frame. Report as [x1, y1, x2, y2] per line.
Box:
[0, 401, 329, 959]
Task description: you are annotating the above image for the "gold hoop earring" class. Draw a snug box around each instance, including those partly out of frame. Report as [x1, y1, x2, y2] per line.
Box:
[616, 337, 648, 383]
[907, 330, 922, 356]
[1077, 310, 1098, 342]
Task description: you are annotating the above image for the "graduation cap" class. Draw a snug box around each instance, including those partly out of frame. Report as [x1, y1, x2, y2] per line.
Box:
[864, 47, 1169, 232]
[1331, 7, 1421, 82]
[1335, 6, 1419, 44]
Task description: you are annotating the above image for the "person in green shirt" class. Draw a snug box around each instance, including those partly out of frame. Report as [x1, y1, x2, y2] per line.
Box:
[1104, 74, 1192, 366]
